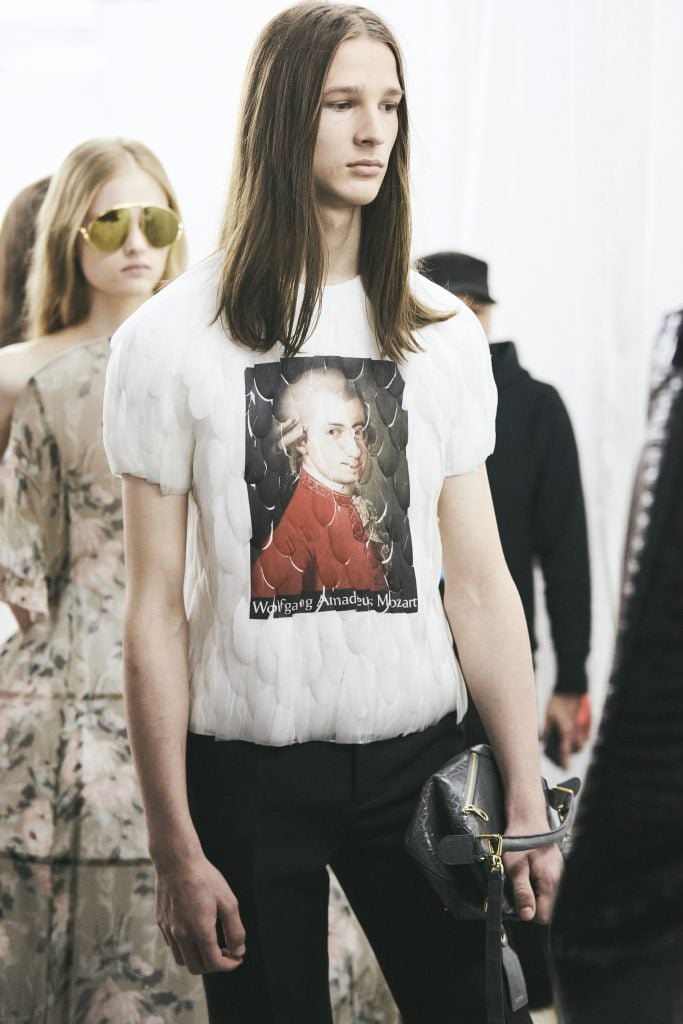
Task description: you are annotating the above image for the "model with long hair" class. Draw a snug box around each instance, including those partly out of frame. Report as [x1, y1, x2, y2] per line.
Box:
[0, 139, 204, 1022]
[104, 7, 562, 1022]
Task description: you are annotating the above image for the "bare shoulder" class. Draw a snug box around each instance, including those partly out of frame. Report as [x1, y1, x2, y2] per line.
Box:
[0, 341, 36, 401]
[0, 331, 92, 453]
[0, 329, 93, 397]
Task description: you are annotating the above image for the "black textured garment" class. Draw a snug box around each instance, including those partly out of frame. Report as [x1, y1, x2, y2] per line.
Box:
[486, 342, 591, 695]
[552, 311, 683, 1021]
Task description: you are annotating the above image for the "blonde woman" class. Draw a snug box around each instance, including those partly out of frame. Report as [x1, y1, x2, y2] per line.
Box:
[0, 140, 205, 1023]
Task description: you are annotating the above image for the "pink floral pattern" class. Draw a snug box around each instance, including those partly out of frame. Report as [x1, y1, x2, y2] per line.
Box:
[0, 341, 205, 1023]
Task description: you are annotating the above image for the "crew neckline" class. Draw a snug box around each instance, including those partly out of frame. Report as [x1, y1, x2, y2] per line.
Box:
[323, 274, 361, 290]
[297, 274, 362, 292]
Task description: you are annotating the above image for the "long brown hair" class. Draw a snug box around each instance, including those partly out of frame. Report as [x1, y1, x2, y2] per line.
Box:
[26, 138, 187, 339]
[0, 177, 51, 347]
[217, 2, 454, 362]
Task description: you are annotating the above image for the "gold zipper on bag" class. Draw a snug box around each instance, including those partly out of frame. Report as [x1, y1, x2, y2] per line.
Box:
[462, 750, 490, 821]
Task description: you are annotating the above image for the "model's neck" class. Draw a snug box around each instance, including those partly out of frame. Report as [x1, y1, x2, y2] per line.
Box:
[319, 205, 361, 285]
[82, 290, 152, 338]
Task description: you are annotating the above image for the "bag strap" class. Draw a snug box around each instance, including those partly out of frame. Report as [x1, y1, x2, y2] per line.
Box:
[436, 780, 579, 1024]
[485, 858, 507, 1024]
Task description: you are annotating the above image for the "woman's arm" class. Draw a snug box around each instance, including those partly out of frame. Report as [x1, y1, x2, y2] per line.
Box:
[121, 474, 246, 974]
[438, 464, 563, 923]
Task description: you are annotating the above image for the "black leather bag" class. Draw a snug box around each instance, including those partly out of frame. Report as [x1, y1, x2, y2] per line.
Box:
[405, 743, 580, 1024]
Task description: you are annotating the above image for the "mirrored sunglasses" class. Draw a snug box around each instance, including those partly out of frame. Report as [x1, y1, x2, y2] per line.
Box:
[80, 203, 182, 253]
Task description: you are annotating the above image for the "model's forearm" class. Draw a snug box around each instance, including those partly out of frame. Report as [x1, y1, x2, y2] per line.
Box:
[445, 570, 547, 826]
[124, 608, 202, 867]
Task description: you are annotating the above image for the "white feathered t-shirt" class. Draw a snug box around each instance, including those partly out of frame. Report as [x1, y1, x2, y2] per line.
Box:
[103, 253, 497, 745]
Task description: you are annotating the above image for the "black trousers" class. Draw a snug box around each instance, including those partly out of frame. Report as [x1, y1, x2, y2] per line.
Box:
[186, 715, 533, 1024]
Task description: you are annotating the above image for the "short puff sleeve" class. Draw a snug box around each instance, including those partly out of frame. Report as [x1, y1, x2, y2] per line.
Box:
[103, 316, 194, 494]
[442, 306, 497, 476]
[0, 380, 66, 622]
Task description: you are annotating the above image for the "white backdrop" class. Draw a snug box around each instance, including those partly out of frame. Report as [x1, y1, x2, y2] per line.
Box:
[2, 0, 683, 731]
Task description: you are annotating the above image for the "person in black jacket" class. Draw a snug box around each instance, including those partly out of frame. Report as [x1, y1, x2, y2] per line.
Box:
[422, 250, 592, 1011]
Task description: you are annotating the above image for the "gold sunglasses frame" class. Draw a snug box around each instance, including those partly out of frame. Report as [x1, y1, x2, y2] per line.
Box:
[79, 202, 183, 251]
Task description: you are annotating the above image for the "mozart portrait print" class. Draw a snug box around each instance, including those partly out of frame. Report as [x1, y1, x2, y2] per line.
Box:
[245, 356, 418, 618]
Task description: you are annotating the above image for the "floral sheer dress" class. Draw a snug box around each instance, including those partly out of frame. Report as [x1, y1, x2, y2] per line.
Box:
[0, 339, 205, 1024]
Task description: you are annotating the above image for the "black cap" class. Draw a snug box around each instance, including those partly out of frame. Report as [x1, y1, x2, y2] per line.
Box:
[420, 251, 495, 304]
